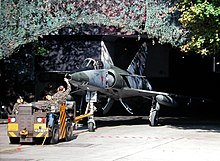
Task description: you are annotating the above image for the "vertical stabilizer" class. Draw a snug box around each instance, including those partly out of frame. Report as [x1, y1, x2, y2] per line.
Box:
[101, 41, 114, 69]
[127, 42, 148, 75]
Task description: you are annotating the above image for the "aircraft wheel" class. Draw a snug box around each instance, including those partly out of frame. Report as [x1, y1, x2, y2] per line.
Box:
[66, 123, 74, 141]
[149, 110, 159, 126]
[9, 137, 20, 144]
[50, 125, 59, 144]
[88, 122, 95, 132]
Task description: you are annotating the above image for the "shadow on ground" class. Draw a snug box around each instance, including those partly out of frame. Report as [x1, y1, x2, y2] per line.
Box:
[93, 115, 220, 133]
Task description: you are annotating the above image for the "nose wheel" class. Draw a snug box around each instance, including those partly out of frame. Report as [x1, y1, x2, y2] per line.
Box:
[88, 119, 96, 132]
[85, 91, 97, 132]
[86, 105, 96, 132]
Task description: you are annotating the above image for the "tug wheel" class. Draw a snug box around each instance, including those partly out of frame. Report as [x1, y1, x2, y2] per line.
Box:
[9, 137, 20, 144]
[66, 123, 74, 141]
[50, 125, 59, 144]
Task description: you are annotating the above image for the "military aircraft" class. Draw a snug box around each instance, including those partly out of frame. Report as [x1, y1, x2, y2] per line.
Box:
[67, 40, 180, 131]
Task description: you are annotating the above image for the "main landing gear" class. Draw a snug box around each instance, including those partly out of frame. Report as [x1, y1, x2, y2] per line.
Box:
[149, 98, 160, 126]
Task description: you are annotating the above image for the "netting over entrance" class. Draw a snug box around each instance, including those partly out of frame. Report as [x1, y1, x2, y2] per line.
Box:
[0, 0, 186, 58]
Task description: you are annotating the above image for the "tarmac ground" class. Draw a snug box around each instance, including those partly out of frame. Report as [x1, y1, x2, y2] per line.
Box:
[0, 116, 220, 161]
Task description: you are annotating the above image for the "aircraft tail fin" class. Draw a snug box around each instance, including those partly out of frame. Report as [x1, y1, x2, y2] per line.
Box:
[127, 42, 148, 75]
[101, 41, 114, 69]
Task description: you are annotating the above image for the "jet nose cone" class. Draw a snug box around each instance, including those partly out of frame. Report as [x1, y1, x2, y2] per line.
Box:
[70, 72, 89, 83]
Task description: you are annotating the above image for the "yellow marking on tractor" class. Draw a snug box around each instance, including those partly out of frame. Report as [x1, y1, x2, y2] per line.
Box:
[59, 104, 66, 139]
[8, 124, 18, 131]
[8, 132, 17, 137]
[34, 124, 46, 130]
[36, 132, 44, 137]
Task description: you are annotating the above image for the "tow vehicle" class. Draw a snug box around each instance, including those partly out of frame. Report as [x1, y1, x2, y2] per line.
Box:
[7, 100, 75, 144]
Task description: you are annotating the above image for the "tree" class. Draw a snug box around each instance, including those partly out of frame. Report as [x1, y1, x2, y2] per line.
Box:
[177, 0, 220, 55]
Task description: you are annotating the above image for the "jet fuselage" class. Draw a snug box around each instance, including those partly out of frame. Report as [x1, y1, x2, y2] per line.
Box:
[69, 66, 152, 100]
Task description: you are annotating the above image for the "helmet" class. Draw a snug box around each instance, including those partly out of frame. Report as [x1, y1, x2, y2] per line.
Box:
[17, 96, 24, 103]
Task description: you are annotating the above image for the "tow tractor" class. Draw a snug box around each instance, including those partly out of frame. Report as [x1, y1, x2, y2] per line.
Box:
[7, 100, 75, 144]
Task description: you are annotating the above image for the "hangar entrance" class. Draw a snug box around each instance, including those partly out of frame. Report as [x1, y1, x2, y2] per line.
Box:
[35, 35, 171, 101]
[1, 34, 218, 117]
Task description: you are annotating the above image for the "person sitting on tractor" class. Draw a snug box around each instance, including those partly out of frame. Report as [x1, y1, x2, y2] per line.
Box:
[12, 96, 26, 115]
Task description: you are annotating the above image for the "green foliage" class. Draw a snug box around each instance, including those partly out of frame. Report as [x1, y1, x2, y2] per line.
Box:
[37, 47, 48, 56]
[0, 0, 185, 59]
[177, 0, 220, 55]
[144, 1, 186, 46]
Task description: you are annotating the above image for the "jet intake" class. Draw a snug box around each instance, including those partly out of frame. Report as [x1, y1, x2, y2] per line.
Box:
[156, 95, 177, 107]
[106, 71, 115, 87]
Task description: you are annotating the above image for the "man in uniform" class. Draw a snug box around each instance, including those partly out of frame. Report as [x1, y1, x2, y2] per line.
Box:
[53, 78, 71, 104]
[48, 78, 71, 128]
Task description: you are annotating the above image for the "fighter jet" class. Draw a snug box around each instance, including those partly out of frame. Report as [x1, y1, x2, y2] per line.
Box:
[68, 41, 177, 131]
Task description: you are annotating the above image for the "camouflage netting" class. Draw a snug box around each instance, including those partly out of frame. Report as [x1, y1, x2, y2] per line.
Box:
[37, 38, 101, 71]
[0, 0, 188, 112]
[0, 0, 187, 59]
